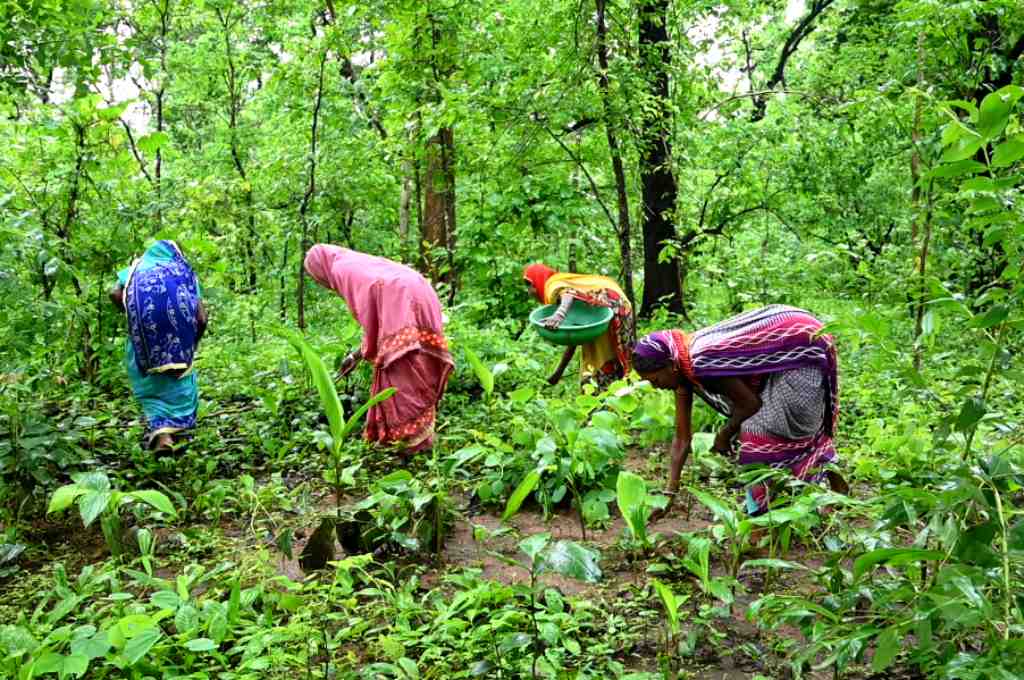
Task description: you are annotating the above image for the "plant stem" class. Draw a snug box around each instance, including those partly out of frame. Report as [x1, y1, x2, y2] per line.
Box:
[963, 324, 1003, 462]
[990, 482, 1014, 640]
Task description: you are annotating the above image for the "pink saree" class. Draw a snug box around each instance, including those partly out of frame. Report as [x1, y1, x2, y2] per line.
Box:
[304, 245, 454, 452]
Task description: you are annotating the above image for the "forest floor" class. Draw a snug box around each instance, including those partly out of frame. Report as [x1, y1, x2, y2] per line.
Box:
[2, 428, 891, 680]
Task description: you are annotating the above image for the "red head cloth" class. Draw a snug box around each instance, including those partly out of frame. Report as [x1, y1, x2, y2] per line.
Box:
[523, 263, 557, 303]
[303, 244, 445, 363]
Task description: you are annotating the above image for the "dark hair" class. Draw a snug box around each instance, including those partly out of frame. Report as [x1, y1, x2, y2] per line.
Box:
[631, 348, 671, 374]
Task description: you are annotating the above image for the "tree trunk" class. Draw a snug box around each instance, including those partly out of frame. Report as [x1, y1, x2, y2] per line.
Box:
[909, 31, 931, 371]
[296, 51, 328, 330]
[638, 0, 683, 317]
[594, 0, 636, 308]
[421, 126, 456, 295]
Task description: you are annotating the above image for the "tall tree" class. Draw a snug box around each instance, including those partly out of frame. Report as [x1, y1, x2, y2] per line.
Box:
[593, 0, 636, 307]
[637, 0, 682, 316]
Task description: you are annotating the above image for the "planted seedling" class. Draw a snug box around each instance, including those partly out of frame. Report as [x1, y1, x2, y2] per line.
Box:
[47, 471, 176, 558]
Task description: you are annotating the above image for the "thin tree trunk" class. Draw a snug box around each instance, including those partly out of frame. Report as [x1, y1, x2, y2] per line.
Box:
[910, 31, 931, 371]
[297, 51, 328, 331]
[594, 0, 635, 308]
[638, 0, 682, 316]
[421, 126, 456, 292]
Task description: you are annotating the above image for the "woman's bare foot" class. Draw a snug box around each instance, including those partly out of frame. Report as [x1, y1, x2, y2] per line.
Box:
[153, 434, 174, 453]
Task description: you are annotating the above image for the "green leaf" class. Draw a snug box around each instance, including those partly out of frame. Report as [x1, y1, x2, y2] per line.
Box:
[852, 548, 944, 580]
[127, 490, 177, 518]
[872, 627, 901, 672]
[71, 630, 111, 660]
[992, 135, 1024, 168]
[0, 625, 37, 658]
[174, 604, 199, 634]
[616, 471, 647, 539]
[688, 487, 737, 530]
[537, 540, 602, 583]
[137, 131, 170, 154]
[149, 590, 180, 611]
[961, 177, 997, 192]
[519, 532, 551, 564]
[280, 330, 345, 447]
[185, 637, 216, 652]
[341, 387, 397, 441]
[740, 559, 808, 571]
[978, 85, 1024, 140]
[969, 304, 1009, 328]
[123, 628, 161, 665]
[508, 387, 534, 403]
[652, 579, 680, 633]
[503, 469, 541, 521]
[397, 657, 420, 679]
[464, 347, 494, 396]
[956, 397, 986, 433]
[49, 485, 87, 514]
[926, 159, 986, 179]
[942, 131, 984, 162]
[78, 491, 112, 528]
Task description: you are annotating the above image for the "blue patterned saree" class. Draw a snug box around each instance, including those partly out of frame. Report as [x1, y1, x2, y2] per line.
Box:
[117, 241, 201, 446]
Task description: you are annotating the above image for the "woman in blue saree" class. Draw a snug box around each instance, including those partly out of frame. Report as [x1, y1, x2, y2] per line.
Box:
[110, 241, 208, 451]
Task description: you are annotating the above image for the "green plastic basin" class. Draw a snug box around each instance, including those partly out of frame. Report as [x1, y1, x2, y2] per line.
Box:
[529, 300, 613, 346]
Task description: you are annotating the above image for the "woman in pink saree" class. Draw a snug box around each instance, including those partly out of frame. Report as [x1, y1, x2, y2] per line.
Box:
[303, 245, 454, 453]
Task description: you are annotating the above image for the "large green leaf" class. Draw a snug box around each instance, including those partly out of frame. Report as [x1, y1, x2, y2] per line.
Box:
[463, 347, 494, 396]
[78, 491, 112, 528]
[123, 628, 161, 666]
[48, 484, 87, 514]
[128, 490, 177, 518]
[978, 85, 1024, 140]
[537, 540, 602, 583]
[942, 130, 984, 162]
[280, 330, 344, 447]
[927, 159, 986, 179]
[503, 469, 541, 521]
[992, 135, 1024, 168]
[852, 548, 944, 580]
[616, 471, 647, 538]
[688, 487, 737, 530]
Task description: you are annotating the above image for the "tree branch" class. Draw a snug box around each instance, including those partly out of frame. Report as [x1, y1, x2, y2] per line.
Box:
[751, 0, 835, 121]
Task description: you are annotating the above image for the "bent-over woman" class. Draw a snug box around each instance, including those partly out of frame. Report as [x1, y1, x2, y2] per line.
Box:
[304, 244, 454, 453]
[523, 263, 634, 388]
[632, 305, 845, 514]
[110, 240, 207, 451]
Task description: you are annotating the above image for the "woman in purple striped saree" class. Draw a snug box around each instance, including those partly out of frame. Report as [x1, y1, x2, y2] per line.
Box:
[632, 305, 846, 515]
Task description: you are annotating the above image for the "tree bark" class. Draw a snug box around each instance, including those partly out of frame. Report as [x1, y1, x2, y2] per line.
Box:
[594, 0, 636, 308]
[638, 0, 682, 316]
[421, 126, 457, 295]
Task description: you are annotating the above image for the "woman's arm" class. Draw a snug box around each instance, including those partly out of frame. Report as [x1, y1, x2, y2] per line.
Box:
[339, 348, 363, 378]
[109, 285, 125, 312]
[708, 377, 762, 454]
[547, 345, 577, 385]
[195, 300, 209, 345]
[542, 293, 574, 329]
[667, 384, 694, 493]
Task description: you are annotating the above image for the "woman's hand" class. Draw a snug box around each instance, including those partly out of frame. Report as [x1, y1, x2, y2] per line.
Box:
[338, 349, 362, 378]
[712, 430, 733, 456]
[542, 312, 566, 329]
[543, 293, 574, 329]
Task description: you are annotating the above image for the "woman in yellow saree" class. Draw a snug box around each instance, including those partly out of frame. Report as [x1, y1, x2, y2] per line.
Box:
[523, 263, 634, 388]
